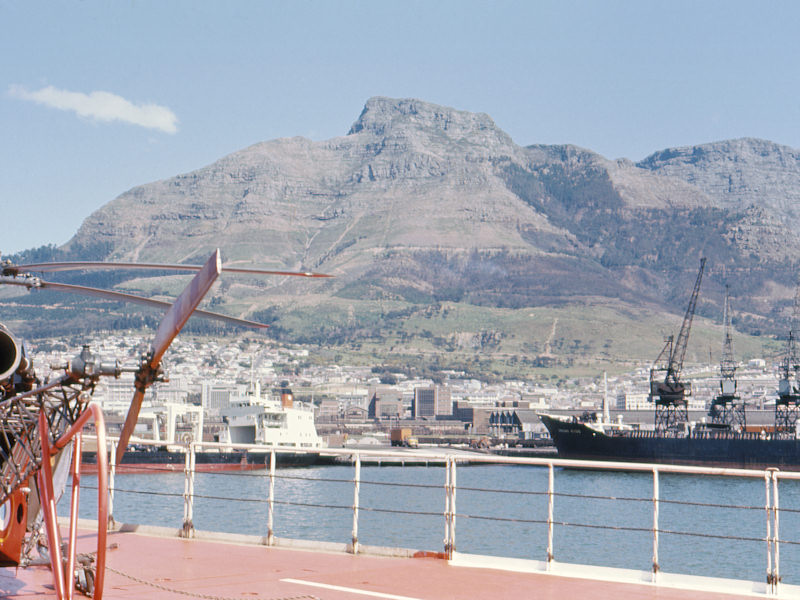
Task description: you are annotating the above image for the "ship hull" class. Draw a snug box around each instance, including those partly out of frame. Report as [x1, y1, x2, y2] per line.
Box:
[80, 449, 320, 474]
[540, 414, 800, 471]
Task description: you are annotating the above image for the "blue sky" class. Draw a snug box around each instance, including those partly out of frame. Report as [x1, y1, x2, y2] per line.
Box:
[2, 0, 799, 254]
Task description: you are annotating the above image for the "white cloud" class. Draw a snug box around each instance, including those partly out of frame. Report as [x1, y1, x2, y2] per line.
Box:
[8, 84, 178, 134]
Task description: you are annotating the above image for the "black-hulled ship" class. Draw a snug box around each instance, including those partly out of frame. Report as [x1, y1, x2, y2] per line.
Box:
[538, 413, 800, 471]
[540, 262, 800, 471]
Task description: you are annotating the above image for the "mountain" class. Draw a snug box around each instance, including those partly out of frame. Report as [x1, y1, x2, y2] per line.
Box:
[7, 98, 800, 367]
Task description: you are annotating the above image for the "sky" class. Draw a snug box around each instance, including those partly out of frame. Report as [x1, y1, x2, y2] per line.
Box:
[2, 0, 799, 255]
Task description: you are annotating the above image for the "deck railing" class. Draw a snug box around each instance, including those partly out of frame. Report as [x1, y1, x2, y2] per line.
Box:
[82, 437, 800, 597]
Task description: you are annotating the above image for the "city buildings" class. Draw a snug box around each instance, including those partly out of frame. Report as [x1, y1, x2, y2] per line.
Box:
[25, 333, 781, 442]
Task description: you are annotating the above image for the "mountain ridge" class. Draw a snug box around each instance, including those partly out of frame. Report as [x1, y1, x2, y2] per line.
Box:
[7, 97, 800, 365]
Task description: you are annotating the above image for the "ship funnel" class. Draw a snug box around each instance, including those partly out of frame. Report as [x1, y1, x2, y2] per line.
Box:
[0, 325, 22, 382]
[280, 387, 294, 409]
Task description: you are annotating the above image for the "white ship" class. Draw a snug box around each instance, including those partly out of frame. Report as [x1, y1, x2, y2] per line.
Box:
[218, 386, 325, 451]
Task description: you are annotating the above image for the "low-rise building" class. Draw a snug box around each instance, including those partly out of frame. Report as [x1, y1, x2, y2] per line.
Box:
[488, 409, 541, 440]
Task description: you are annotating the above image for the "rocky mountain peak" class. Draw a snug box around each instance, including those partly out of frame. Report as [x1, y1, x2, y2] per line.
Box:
[348, 96, 510, 145]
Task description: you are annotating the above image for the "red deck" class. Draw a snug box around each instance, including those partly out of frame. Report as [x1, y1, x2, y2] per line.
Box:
[0, 527, 761, 600]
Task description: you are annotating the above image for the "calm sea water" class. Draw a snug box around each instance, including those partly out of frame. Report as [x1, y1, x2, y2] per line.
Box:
[61, 465, 800, 585]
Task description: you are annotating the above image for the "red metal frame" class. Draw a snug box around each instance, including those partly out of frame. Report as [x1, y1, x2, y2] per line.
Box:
[37, 402, 108, 600]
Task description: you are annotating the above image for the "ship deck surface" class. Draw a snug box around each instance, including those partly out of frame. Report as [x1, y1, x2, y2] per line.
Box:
[1, 528, 752, 600]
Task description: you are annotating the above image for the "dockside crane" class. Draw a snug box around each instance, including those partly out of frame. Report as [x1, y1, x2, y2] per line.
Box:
[775, 285, 800, 434]
[649, 258, 706, 434]
[708, 286, 745, 428]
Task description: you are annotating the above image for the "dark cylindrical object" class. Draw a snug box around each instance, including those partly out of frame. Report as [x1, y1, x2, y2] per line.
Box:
[0, 325, 21, 382]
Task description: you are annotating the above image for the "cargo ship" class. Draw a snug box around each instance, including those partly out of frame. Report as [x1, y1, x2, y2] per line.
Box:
[539, 347, 800, 471]
[541, 262, 800, 471]
[538, 413, 800, 470]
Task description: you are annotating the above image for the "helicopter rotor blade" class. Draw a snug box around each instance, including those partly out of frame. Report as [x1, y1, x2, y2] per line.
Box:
[16, 260, 332, 278]
[116, 250, 223, 464]
[149, 248, 222, 367]
[115, 388, 145, 465]
[2, 277, 269, 329]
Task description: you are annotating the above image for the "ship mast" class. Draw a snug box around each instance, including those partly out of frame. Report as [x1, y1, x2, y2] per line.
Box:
[776, 285, 800, 435]
[650, 258, 706, 434]
[708, 286, 745, 428]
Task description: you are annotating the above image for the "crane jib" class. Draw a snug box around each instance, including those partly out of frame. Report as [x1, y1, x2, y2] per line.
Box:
[667, 257, 706, 383]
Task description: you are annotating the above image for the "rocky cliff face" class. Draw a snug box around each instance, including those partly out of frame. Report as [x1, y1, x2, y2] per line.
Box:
[632, 139, 800, 269]
[638, 138, 800, 213]
[62, 97, 800, 336]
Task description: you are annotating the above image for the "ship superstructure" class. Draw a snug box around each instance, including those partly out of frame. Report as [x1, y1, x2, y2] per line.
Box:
[219, 386, 324, 450]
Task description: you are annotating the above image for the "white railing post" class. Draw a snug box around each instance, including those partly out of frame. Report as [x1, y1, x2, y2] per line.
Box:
[351, 454, 361, 554]
[444, 457, 458, 558]
[450, 457, 457, 558]
[444, 457, 451, 556]
[772, 470, 781, 596]
[546, 463, 554, 567]
[772, 469, 781, 595]
[652, 468, 660, 580]
[267, 449, 276, 546]
[108, 440, 116, 527]
[182, 443, 196, 538]
[765, 469, 774, 593]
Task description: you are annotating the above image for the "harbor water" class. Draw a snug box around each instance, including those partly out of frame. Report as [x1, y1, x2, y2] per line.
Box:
[61, 464, 800, 586]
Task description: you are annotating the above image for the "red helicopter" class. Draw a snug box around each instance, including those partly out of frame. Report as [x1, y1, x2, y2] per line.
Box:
[0, 249, 330, 599]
